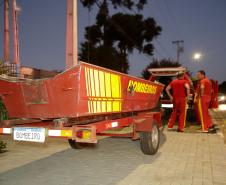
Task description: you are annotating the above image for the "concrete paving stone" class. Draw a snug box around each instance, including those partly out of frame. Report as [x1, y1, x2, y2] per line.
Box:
[159, 182, 172, 185]
[202, 180, 214, 185]
[1, 127, 226, 185]
[213, 182, 226, 185]
[192, 178, 203, 185]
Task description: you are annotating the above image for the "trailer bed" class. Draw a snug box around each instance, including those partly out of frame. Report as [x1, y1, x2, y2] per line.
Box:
[0, 62, 163, 119]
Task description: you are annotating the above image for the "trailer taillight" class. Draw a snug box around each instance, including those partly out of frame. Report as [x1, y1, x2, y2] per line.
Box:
[0, 128, 12, 134]
[76, 129, 92, 139]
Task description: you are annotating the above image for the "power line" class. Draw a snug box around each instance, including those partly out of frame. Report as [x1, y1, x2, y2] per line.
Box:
[0, 0, 4, 7]
[163, 0, 183, 38]
[146, 1, 175, 59]
[149, 0, 177, 38]
[154, 39, 173, 58]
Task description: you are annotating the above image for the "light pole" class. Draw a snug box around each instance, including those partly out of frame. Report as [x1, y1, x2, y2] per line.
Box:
[66, 0, 78, 69]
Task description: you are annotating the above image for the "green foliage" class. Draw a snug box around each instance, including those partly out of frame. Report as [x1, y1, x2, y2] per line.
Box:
[0, 140, 6, 152]
[0, 99, 8, 121]
[141, 58, 181, 79]
[0, 59, 14, 76]
[79, 1, 161, 73]
[79, 43, 127, 72]
[0, 98, 8, 152]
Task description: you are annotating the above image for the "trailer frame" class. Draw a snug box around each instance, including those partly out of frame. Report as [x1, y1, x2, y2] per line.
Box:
[0, 109, 163, 155]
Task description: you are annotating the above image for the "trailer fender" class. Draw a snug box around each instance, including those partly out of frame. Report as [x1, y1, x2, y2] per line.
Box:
[134, 112, 162, 132]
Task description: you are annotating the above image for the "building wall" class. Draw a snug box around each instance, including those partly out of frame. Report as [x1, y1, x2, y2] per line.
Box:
[20, 66, 61, 79]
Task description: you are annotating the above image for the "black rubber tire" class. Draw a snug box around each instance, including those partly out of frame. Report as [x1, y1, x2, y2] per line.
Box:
[68, 139, 84, 149]
[140, 122, 160, 155]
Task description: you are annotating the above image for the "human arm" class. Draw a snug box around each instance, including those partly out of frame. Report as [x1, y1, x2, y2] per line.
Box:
[200, 83, 205, 96]
[185, 83, 190, 101]
[166, 84, 173, 101]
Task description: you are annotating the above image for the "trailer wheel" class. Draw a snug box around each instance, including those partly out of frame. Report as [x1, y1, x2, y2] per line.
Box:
[140, 122, 160, 155]
[68, 139, 84, 149]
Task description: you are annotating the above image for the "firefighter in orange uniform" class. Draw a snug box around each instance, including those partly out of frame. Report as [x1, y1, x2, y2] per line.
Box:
[195, 70, 213, 132]
[166, 72, 190, 132]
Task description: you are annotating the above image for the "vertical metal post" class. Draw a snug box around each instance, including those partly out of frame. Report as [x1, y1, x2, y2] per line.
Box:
[12, 0, 21, 74]
[4, 0, 10, 62]
[73, 0, 78, 67]
[66, 0, 78, 69]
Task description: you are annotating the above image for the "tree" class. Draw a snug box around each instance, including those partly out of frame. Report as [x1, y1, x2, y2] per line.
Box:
[79, 0, 161, 73]
[80, 0, 147, 11]
[141, 58, 181, 79]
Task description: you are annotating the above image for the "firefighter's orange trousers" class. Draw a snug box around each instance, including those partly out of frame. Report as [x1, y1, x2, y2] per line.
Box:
[168, 98, 187, 131]
[197, 96, 212, 131]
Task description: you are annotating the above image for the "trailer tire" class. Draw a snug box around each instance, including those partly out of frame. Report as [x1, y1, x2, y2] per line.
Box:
[68, 139, 84, 149]
[140, 122, 160, 155]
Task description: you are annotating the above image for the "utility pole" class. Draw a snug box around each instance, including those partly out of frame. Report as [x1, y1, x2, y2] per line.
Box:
[4, 0, 10, 62]
[12, 0, 21, 73]
[172, 40, 184, 63]
[66, 0, 78, 69]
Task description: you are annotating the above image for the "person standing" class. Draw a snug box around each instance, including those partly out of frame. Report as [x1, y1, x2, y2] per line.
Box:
[195, 70, 213, 132]
[166, 72, 190, 132]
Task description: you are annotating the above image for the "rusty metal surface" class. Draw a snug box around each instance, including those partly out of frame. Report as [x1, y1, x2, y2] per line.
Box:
[0, 62, 164, 119]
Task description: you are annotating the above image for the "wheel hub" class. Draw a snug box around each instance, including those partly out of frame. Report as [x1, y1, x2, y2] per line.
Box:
[151, 125, 159, 149]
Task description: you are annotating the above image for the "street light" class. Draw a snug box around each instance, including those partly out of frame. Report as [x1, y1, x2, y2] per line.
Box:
[193, 52, 202, 60]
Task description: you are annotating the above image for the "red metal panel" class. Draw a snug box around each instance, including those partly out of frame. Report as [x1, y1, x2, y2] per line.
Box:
[0, 78, 26, 117]
[0, 63, 164, 120]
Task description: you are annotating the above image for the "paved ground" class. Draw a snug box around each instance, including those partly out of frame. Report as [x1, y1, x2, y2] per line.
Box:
[210, 109, 226, 144]
[1, 126, 226, 185]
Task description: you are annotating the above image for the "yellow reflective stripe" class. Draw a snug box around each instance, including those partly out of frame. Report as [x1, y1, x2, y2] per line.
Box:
[93, 100, 97, 113]
[99, 71, 106, 97]
[105, 72, 111, 97]
[97, 101, 101, 113]
[113, 101, 120, 111]
[94, 69, 100, 97]
[101, 101, 106, 112]
[88, 101, 91, 113]
[198, 98, 205, 131]
[107, 101, 112, 112]
[90, 100, 93, 113]
[85, 66, 122, 113]
[89, 68, 95, 97]
[111, 74, 120, 98]
[84, 67, 89, 96]
[87, 68, 92, 97]
[183, 100, 188, 128]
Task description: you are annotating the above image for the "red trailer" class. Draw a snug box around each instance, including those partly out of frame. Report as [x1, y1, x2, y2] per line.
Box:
[0, 62, 164, 155]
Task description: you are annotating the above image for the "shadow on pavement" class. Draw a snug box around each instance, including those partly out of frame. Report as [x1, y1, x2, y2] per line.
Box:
[159, 129, 167, 149]
[0, 137, 162, 185]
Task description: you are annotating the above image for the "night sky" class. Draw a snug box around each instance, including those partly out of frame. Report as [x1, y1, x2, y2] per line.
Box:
[0, 0, 226, 82]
